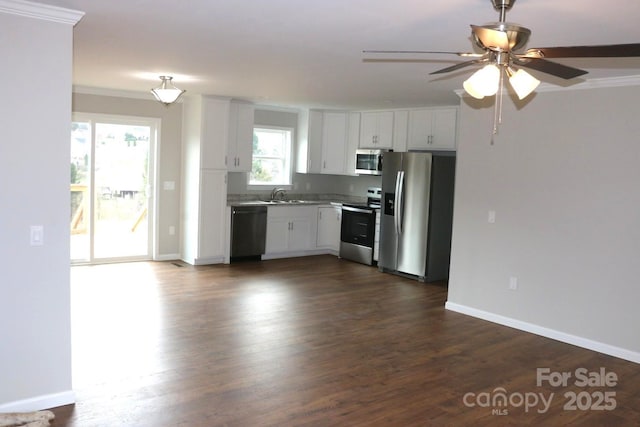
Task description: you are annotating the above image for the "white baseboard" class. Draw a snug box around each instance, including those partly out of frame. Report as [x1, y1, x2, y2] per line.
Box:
[192, 256, 225, 265]
[445, 302, 640, 364]
[0, 390, 75, 412]
[154, 253, 181, 261]
[261, 249, 331, 260]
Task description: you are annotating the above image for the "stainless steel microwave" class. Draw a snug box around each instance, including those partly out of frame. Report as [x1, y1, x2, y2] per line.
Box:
[355, 149, 384, 175]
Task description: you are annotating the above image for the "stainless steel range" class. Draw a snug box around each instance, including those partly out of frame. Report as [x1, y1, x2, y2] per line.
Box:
[339, 187, 381, 265]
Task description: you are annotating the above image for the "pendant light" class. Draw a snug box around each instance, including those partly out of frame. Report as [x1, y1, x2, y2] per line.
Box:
[150, 76, 186, 106]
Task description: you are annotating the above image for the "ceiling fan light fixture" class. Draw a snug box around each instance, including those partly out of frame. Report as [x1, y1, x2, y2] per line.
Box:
[151, 76, 186, 106]
[463, 77, 485, 99]
[508, 68, 540, 100]
[463, 64, 501, 99]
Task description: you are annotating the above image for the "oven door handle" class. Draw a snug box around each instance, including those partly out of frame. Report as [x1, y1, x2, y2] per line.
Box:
[395, 171, 405, 235]
[342, 206, 373, 214]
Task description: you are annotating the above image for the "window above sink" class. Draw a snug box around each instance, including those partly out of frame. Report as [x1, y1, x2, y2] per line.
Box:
[249, 126, 293, 189]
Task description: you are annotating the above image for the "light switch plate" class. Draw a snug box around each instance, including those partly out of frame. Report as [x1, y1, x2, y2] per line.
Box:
[30, 225, 44, 246]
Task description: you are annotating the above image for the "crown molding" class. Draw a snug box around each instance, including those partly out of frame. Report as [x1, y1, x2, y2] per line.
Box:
[74, 86, 304, 111]
[455, 74, 640, 98]
[0, 0, 84, 25]
[539, 75, 640, 92]
[73, 85, 156, 101]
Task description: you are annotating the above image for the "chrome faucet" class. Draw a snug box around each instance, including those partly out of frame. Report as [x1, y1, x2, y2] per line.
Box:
[270, 187, 287, 201]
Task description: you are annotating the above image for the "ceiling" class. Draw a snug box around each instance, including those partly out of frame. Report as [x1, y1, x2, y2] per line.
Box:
[36, 0, 640, 110]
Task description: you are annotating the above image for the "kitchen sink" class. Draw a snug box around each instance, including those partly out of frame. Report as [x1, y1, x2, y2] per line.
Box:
[234, 200, 273, 205]
[268, 200, 317, 204]
[233, 200, 320, 206]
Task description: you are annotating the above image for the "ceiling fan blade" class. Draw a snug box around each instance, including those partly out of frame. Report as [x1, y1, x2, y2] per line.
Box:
[471, 25, 509, 51]
[430, 60, 483, 75]
[513, 57, 588, 80]
[363, 50, 482, 57]
[523, 43, 640, 58]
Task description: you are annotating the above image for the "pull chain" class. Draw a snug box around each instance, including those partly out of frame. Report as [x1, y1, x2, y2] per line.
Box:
[491, 67, 506, 142]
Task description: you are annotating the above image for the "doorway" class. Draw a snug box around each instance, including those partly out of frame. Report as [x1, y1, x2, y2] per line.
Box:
[70, 114, 159, 263]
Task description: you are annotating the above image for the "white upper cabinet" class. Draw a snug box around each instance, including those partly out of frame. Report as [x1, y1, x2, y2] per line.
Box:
[359, 111, 394, 149]
[321, 112, 348, 175]
[393, 110, 409, 152]
[296, 109, 323, 174]
[199, 96, 230, 170]
[227, 101, 255, 172]
[345, 112, 360, 176]
[407, 107, 458, 151]
[297, 109, 354, 175]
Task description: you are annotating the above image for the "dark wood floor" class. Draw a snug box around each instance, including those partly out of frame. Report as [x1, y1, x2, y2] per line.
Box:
[50, 256, 639, 426]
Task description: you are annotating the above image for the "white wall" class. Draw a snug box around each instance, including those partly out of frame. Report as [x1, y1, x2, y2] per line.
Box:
[0, 5, 82, 410]
[447, 85, 640, 362]
[72, 93, 183, 259]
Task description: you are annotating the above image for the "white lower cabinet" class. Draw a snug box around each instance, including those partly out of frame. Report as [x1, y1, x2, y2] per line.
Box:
[316, 206, 341, 252]
[182, 169, 227, 265]
[265, 206, 317, 257]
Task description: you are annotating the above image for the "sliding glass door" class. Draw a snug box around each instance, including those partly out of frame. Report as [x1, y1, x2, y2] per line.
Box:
[71, 114, 158, 263]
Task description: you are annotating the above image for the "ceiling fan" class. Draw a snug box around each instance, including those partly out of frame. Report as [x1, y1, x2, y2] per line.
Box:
[364, 0, 640, 101]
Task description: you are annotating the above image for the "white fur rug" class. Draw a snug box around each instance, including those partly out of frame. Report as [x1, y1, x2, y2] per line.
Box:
[0, 411, 54, 427]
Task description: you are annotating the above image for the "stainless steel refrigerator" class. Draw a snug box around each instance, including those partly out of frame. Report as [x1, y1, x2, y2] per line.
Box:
[378, 152, 456, 282]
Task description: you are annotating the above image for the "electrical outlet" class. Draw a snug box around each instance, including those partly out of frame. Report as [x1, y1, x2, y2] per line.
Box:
[509, 276, 518, 290]
[488, 210, 496, 224]
[305, 182, 311, 190]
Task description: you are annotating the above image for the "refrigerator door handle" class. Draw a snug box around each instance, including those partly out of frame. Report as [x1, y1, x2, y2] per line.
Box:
[394, 171, 401, 235]
[395, 171, 405, 235]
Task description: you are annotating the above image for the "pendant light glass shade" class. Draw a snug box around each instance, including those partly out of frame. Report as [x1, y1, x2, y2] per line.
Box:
[463, 64, 501, 99]
[508, 68, 540, 100]
[151, 76, 185, 106]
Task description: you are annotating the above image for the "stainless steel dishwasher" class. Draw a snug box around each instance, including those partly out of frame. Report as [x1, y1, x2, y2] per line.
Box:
[231, 205, 268, 261]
